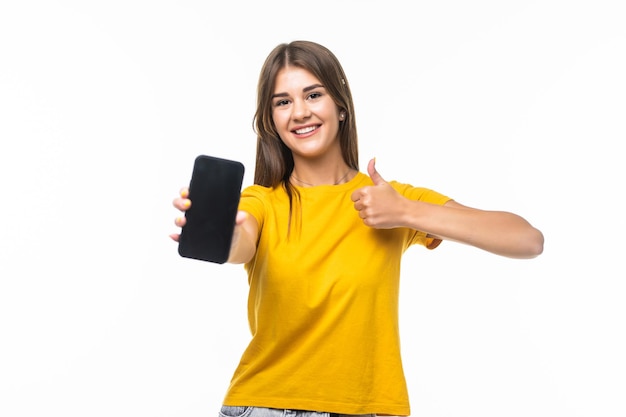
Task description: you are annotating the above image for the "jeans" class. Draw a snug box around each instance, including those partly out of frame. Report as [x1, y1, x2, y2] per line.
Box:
[219, 406, 376, 417]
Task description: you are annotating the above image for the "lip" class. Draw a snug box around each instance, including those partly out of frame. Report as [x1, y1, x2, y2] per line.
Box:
[292, 124, 320, 137]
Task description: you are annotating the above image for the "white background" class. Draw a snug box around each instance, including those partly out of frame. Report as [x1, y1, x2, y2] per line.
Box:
[1, 1, 624, 416]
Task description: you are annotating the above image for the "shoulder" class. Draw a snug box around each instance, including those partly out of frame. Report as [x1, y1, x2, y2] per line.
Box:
[239, 184, 287, 226]
[388, 180, 452, 205]
[241, 183, 274, 199]
[240, 183, 282, 211]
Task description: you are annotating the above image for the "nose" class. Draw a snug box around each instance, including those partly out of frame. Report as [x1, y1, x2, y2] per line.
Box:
[291, 98, 311, 120]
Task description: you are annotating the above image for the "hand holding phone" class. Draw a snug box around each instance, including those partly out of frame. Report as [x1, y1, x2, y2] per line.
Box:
[177, 155, 245, 263]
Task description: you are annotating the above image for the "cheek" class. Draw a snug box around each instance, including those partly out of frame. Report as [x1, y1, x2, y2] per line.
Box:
[271, 114, 291, 144]
[272, 109, 288, 129]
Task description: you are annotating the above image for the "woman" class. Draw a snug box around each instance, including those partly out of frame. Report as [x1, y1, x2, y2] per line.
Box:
[171, 40, 544, 417]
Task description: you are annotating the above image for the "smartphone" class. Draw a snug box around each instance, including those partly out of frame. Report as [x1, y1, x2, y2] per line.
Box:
[178, 155, 245, 263]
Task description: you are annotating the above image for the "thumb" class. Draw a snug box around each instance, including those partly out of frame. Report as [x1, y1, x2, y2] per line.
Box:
[367, 157, 386, 185]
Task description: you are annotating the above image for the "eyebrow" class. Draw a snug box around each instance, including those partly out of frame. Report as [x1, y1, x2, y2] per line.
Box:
[271, 83, 325, 99]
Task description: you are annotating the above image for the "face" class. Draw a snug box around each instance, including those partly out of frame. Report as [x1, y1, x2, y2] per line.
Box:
[271, 66, 344, 161]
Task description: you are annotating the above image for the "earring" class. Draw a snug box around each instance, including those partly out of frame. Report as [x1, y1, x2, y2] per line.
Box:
[340, 112, 346, 120]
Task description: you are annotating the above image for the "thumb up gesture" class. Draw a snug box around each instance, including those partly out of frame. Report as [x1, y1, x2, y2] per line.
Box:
[351, 158, 404, 228]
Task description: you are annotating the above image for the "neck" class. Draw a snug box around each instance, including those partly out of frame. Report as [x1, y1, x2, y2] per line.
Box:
[291, 167, 354, 187]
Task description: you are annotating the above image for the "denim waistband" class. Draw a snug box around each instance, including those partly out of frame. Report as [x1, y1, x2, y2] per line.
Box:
[219, 405, 376, 417]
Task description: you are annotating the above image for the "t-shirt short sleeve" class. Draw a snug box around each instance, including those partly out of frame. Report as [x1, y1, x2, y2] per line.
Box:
[238, 184, 270, 231]
[390, 181, 452, 249]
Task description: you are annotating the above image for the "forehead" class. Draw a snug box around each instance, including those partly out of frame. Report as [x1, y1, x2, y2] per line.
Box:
[274, 66, 322, 91]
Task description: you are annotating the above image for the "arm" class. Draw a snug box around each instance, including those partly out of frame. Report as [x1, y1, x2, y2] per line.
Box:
[170, 187, 258, 264]
[226, 211, 258, 264]
[351, 159, 544, 259]
[403, 199, 543, 259]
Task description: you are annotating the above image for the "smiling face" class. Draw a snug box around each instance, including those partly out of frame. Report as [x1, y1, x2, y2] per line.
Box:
[271, 66, 344, 163]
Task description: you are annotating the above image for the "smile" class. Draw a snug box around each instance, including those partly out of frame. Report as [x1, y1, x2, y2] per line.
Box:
[294, 125, 318, 135]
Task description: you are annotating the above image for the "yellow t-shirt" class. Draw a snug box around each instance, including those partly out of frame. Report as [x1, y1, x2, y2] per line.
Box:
[223, 172, 450, 416]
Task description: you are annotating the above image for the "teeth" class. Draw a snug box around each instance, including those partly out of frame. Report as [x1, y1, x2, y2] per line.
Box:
[295, 126, 316, 134]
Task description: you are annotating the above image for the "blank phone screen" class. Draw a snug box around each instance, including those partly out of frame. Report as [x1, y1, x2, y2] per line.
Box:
[178, 155, 245, 264]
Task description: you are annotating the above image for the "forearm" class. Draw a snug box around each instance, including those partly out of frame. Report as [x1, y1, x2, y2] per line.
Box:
[227, 238, 256, 264]
[402, 199, 544, 259]
[227, 213, 258, 264]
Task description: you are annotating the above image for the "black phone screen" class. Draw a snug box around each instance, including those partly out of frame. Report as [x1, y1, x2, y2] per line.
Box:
[177, 155, 245, 263]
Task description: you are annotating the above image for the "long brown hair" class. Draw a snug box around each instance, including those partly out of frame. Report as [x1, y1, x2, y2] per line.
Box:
[252, 41, 359, 230]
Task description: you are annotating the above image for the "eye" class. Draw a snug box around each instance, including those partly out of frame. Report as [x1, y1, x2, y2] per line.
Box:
[307, 92, 322, 100]
[274, 99, 290, 107]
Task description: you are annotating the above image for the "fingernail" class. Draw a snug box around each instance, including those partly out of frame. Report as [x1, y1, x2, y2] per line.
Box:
[183, 200, 191, 208]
